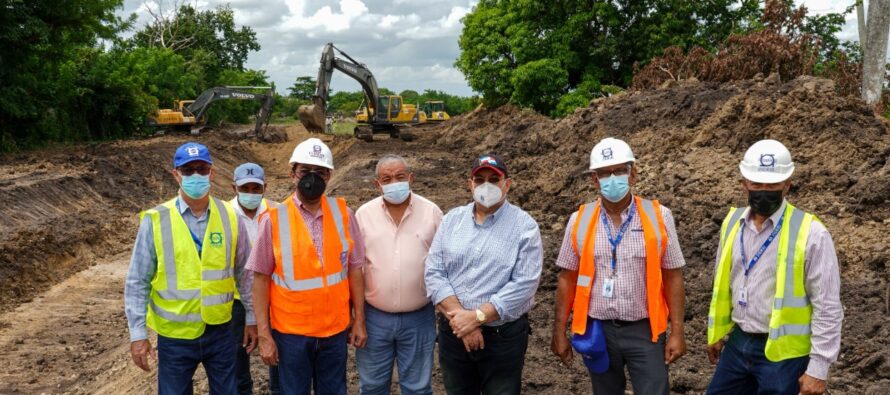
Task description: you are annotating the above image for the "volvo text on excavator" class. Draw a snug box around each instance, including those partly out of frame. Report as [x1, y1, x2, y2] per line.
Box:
[298, 43, 425, 142]
[147, 86, 275, 135]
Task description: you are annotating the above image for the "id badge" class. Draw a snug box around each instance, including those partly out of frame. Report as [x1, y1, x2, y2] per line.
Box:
[602, 278, 615, 298]
[737, 288, 748, 307]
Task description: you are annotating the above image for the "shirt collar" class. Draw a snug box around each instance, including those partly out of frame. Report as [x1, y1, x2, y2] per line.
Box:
[469, 200, 511, 225]
[176, 196, 211, 217]
[292, 193, 323, 219]
[744, 199, 787, 230]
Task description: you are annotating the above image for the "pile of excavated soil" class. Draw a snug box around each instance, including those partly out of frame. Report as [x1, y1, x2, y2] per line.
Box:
[435, 75, 890, 393]
[0, 133, 273, 313]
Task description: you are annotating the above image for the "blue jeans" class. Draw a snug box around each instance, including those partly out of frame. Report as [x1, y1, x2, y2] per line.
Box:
[355, 303, 435, 395]
[157, 322, 235, 395]
[272, 329, 348, 395]
[231, 301, 253, 395]
[437, 314, 530, 395]
[707, 329, 809, 395]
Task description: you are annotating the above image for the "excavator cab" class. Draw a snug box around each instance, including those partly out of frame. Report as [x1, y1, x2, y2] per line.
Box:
[421, 100, 449, 122]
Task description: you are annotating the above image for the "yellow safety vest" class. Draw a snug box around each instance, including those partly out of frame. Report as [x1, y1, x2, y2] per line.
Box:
[707, 203, 816, 361]
[141, 197, 239, 340]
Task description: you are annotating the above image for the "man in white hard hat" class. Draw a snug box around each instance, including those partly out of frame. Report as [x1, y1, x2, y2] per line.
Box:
[706, 139, 842, 395]
[550, 137, 688, 395]
[247, 137, 368, 394]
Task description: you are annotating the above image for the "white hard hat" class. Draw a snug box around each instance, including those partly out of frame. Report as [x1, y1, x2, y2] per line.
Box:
[289, 138, 334, 169]
[739, 139, 794, 183]
[589, 137, 636, 170]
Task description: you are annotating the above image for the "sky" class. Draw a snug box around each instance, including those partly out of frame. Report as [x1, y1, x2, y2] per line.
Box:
[117, 0, 861, 97]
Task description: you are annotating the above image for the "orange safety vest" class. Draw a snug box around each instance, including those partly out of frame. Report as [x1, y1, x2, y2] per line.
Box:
[570, 196, 669, 342]
[268, 195, 354, 337]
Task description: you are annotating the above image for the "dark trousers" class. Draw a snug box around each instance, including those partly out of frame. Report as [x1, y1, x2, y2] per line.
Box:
[231, 301, 253, 395]
[437, 314, 530, 395]
[706, 329, 809, 395]
[272, 329, 348, 395]
[157, 322, 235, 395]
[589, 318, 669, 395]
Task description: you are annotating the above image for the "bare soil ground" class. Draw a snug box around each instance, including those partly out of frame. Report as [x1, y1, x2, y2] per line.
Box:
[0, 76, 888, 394]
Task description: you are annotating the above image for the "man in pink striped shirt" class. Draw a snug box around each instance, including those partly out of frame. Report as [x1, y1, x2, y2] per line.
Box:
[706, 139, 842, 395]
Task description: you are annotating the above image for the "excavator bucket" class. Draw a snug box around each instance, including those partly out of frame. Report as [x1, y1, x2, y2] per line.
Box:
[298, 97, 326, 132]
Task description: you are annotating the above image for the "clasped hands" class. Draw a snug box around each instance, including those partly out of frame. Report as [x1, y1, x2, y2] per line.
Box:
[445, 309, 484, 352]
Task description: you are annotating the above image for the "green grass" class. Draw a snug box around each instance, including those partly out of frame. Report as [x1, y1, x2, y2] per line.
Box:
[330, 120, 357, 136]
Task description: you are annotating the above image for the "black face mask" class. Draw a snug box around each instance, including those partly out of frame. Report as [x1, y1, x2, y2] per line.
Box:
[748, 190, 783, 216]
[297, 172, 326, 201]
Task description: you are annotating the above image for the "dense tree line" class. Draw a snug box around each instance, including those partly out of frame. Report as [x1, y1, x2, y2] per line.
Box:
[456, 0, 855, 117]
[0, 1, 266, 152]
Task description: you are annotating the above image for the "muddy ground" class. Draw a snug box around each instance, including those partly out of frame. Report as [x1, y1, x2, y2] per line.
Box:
[0, 75, 888, 394]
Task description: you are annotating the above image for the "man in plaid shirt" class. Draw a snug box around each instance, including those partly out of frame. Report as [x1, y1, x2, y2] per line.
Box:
[550, 137, 688, 395]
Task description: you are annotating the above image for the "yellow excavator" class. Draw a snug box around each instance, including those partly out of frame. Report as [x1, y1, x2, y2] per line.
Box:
[421, 100, 450, 122]
[298, 43, 425, 141]
[148, 86, 275, 134]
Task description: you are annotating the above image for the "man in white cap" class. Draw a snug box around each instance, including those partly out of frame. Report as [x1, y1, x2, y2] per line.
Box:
[706, 139, 842, 395]
[550, 137, 688, 395]
[248, 138, 367, 394]
[229, 162, 273, 394]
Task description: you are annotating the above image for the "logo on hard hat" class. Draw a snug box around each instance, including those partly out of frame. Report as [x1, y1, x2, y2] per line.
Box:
[187, 146, 200, 157]
[602, 148, 613, 161]
[759, 154, 776, 167]
[309, 144, 325, 159]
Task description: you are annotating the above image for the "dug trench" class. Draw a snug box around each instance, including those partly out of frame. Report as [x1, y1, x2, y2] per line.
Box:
[0, 75, 888, 394]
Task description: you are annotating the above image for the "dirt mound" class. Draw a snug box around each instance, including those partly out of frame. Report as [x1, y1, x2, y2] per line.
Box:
[0, 132, 280, 313]
[436, 75, 890, 393]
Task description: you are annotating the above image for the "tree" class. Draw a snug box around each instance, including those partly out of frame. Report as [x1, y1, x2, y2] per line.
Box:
[129, 2, 260, 83]
[860, 0, 890, 105]
[289, 76, 317, 100]
[455, 0, 761, 115]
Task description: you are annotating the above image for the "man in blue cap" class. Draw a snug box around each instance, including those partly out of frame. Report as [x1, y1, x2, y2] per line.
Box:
[229, 162, 273, 394]
[125, 142, 257, 394]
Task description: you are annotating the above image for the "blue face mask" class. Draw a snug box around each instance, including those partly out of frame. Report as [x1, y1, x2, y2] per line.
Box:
[238, 192, 263, 210]
[181, 174, 211, 199]
[599, 175, 630, 203]
[382, 181, 410, 204]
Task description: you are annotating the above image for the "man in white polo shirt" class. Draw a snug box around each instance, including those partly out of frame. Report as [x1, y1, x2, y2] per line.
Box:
[355, 154, 443, 395]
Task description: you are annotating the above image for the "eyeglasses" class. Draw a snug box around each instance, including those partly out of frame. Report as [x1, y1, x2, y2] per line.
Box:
[594, 165, 630, 179]
[177, 166, 212, 176]
[295, 167, 331, 177]
[472, 175, 502, 185]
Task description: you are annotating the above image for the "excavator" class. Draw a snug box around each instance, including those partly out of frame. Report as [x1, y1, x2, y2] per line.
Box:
[147, 86, 275, 135]
[298, 43, 424, 142]
[421, 100, 450, 122]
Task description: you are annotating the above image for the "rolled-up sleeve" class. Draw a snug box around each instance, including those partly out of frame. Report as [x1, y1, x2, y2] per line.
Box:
[803, 221, 843, 380]
[124, 216, 157, 342]
[424, 216, 457, 305]
[234, 218, 255, 325]
[488, 218, 543, 321]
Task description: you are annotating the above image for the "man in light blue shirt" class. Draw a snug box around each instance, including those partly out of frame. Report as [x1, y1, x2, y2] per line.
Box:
[424, 153, 543, 394]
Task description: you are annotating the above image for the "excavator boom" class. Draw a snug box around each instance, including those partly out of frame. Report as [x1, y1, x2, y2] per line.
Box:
[299, 43, 380, 132]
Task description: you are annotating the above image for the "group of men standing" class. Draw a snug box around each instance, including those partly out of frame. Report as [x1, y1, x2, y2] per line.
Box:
[125, 135, 842, 395]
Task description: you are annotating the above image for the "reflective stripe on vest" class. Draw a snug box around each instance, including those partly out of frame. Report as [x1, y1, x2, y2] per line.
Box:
[271, 197, 349, 291]
[707, 203, 814, 361]
[143, 197, 237, 339]
[570, 196, 669, 342]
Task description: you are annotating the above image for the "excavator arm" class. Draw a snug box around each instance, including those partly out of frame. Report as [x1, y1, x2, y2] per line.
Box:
[185, 86, 276, 134]
[299, 43, 380, 132]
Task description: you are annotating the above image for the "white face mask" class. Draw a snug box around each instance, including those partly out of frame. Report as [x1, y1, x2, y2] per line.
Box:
[473, 182, 504, 208]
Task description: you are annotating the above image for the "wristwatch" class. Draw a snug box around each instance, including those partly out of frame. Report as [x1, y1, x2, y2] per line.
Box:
[475, 309, 486, 324]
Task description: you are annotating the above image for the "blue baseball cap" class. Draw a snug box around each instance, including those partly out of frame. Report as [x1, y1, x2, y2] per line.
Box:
[571, 318, 610, 374]
[234, 162, 265, 186]
[173, 142, 213, 168]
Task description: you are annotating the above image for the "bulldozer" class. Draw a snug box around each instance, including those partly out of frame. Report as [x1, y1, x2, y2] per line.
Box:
[147, 86, 275, 135]
[421, 100, 450, 122]
[298, 43, 425, 142]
